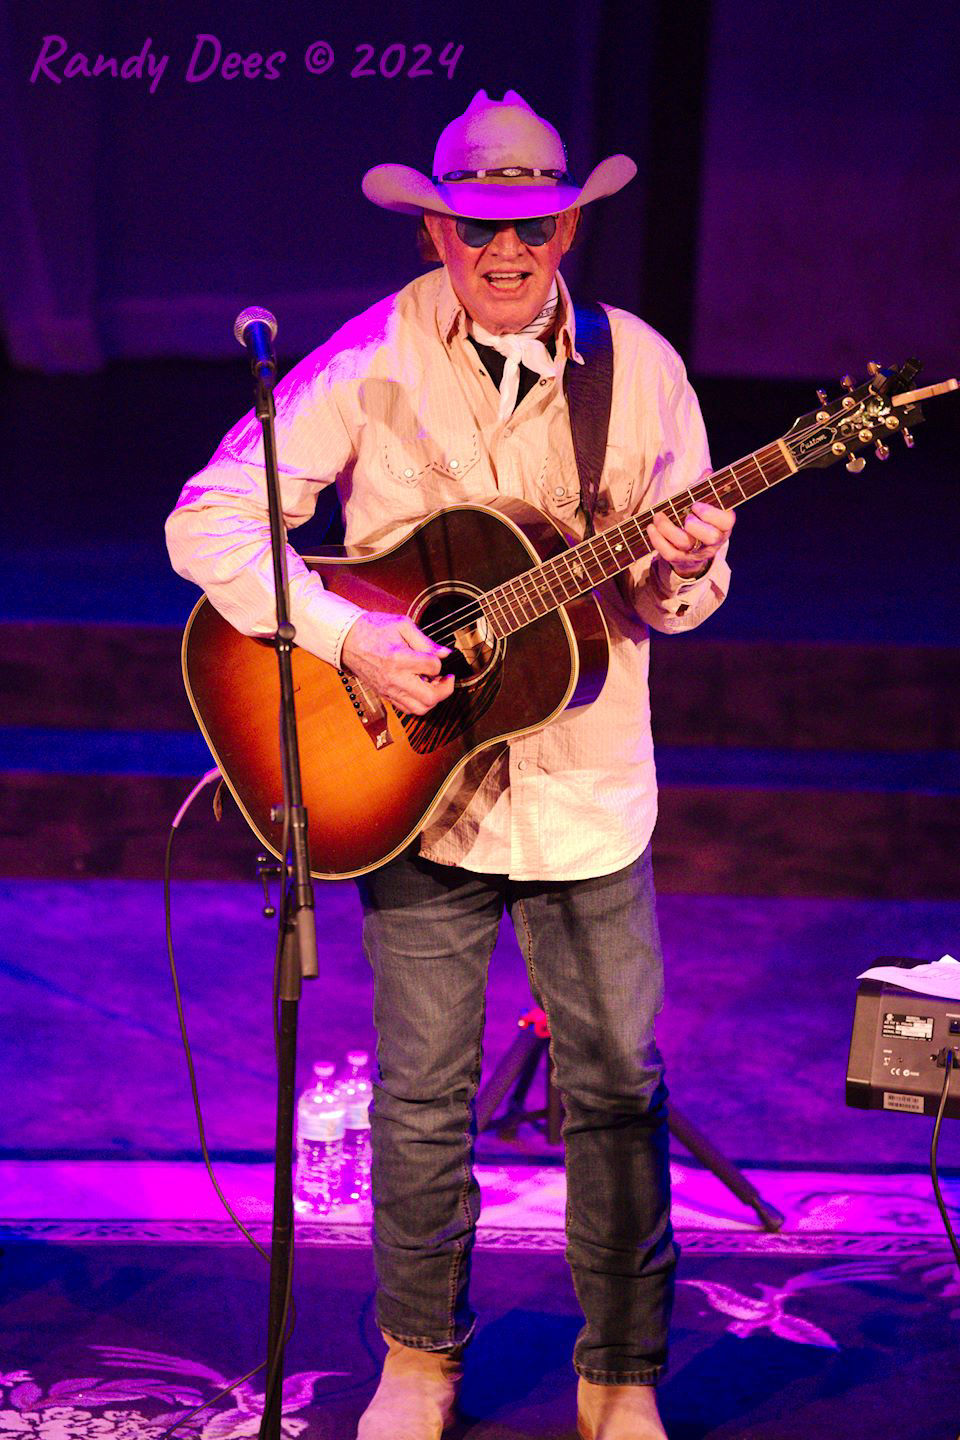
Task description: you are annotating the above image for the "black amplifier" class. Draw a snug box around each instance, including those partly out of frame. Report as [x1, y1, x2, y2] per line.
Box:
[847, 959, 960, 1118]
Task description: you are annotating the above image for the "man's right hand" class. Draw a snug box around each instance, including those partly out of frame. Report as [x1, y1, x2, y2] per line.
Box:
[340, 612, 455, 716]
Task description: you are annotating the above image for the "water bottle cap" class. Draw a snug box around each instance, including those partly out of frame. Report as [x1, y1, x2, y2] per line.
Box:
[312, 1060, 336, 1080]
[346, 1050, 370, 1067]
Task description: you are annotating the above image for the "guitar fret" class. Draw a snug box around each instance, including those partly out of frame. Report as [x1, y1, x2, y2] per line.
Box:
[742, 453, 768, 498]
[581, 545, 609, 583]
[713, 466, 747, 504]
[527, 575, 553, 615]
[556, 553, 583, 598]
[480, 429, 804, 636]
[623, 517, 650, 558]
[508, 576, 541, 624]
[541, 563, 569, 604]
[481, 595, 507, 640]
[518, 572, 547, 612]
[599, 530, 626, 569]
[761, 443, 791, 485]
[524, 573, 552, 617]
[497, 584, 525, 633]
[703, 472, 724, 508]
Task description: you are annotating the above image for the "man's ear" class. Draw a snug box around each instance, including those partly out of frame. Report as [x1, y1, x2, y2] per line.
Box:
[559, 207, 581, 254]
[422, 213, 447, 262]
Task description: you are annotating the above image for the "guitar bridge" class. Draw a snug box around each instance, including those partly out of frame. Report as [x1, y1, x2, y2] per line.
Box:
[338, 670, 393, 750]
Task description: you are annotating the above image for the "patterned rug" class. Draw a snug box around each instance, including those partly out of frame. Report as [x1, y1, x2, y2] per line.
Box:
[1, 1231, 958, 1439]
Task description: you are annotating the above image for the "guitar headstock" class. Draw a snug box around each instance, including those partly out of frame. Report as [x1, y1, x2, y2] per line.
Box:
[783, 360, 937, 474]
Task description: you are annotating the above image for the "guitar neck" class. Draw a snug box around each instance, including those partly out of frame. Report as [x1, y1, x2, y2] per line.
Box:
[482, 438, 795, 638]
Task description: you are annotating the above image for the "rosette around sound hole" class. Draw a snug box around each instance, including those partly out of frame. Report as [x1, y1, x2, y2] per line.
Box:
[399, 587, 504, 754]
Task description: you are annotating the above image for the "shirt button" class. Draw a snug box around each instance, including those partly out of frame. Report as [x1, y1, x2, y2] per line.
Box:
[554, 486, 565, 498]
[403, 467, 414, 478]
[449, 458, 459, 470]
[539, 378, 549, 386]
[517, 759, 527, 771]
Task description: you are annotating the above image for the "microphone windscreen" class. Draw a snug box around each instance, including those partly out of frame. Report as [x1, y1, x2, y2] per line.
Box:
[233, 306, 278, 345]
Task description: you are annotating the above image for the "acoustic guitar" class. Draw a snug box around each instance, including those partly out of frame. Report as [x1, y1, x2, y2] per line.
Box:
[181, 361, 952, 878]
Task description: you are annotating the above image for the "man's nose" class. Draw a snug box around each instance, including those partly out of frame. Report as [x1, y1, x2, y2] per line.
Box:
[488, 225, 525, 257]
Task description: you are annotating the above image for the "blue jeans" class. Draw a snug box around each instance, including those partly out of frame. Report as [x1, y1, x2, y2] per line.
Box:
[356, 843, 675, 1384]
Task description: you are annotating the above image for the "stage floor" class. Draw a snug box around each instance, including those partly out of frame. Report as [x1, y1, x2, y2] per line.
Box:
[1, 1160, 958, 1440]
[1, 1158, 958, 1252]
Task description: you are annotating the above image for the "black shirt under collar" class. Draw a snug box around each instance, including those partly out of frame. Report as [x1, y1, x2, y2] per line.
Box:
[467, 335, 557, 413]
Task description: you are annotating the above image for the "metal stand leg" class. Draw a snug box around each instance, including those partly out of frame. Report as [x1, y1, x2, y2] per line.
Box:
[476, 1007, 785, 1232]
[668, 1103, 784, 1232]
[476, 1008, 556, 1142]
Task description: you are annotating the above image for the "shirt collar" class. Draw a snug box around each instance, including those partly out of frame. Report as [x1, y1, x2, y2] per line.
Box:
[435, 265, 583, 365]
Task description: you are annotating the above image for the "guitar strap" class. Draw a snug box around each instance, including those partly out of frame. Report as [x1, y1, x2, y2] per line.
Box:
[565, 303, 614, 535]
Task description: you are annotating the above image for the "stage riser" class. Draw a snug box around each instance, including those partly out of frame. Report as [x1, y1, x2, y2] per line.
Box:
[1, 771, 956, 897]
[2, 622, 957, 750]
[2, 622, 956, 896]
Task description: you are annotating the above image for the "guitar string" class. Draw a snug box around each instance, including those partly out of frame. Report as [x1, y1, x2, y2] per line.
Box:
[374, 397, 871, 650]
[417, 380, 882, 645]
[412, 445, 786, 646]
[410, 455, 773, 647]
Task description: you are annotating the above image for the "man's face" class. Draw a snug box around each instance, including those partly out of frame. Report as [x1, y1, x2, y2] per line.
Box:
[424, 209, 580, 334]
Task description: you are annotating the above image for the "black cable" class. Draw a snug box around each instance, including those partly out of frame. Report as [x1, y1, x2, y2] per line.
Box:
[161, 778, 298, 1439]
[930, 1050, 960, 1273]
[163, 819, 270, 1262]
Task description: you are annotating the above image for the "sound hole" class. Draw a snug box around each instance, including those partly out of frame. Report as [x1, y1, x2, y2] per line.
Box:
[416, 589, 497, 688]
[400, 587, 503, 754]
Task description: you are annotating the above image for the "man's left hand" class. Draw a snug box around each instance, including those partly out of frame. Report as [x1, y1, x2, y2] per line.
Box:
[647, 500, 735, 578]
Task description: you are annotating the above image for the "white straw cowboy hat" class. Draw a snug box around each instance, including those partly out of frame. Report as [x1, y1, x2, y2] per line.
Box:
[362, 89, 637, 220]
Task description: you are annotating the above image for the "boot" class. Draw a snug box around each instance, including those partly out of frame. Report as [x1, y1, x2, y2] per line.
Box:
[576, 1377, 668, 1440]
[355, 1332, 461, 1440]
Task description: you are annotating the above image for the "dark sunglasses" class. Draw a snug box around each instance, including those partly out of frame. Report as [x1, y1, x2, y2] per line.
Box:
[455, 216, 558, 249]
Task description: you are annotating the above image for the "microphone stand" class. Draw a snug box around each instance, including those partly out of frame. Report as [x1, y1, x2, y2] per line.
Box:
[247, 365, 318, 1440]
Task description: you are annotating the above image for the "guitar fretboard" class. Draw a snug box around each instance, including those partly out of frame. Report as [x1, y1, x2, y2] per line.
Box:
[480, 440, 794, 638]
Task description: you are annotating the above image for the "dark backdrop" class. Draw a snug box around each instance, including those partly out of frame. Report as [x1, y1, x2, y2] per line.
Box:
[1, 0, 956, 378]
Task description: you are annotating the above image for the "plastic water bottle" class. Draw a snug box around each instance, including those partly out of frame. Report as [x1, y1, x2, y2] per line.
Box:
[339, 1050, 373, 1213]
[294, 1061, 345, 1217]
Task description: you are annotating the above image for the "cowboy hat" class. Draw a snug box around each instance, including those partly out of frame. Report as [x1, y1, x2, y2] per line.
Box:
[362, 89, 637, 220]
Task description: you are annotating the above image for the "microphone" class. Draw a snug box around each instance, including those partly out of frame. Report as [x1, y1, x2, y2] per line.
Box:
[233, 306, 278, 382]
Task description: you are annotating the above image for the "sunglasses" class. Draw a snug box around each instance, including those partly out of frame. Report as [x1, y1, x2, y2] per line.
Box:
[455, 216, 558, 249]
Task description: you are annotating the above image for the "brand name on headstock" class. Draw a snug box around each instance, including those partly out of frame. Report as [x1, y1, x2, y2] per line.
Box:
[791, 425, 833, 460]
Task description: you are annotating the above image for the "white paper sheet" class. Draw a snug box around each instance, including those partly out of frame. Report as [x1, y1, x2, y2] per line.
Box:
[857, 955, 960, 1002]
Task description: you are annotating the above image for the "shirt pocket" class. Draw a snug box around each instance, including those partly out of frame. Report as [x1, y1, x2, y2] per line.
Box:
[536, 453, 582, 526]
[596, 443, 639, 518]
[383, 429, 481, 488]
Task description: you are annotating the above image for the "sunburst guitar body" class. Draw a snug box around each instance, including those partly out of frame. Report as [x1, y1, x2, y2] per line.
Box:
[182, 498, 609, 878]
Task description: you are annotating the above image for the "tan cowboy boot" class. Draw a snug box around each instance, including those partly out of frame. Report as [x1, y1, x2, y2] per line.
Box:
[576, 1378, 668, 1440]
[355, 1332, 461, 1440]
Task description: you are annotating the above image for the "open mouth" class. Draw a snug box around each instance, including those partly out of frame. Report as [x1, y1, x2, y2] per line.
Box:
[483, 271, 531, 292]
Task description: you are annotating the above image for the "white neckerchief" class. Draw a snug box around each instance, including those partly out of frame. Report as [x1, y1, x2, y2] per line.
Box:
[470, 281, 560, 421]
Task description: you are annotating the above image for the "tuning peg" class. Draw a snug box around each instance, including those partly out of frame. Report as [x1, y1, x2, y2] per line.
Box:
[874, 440, 890, 461]
[841, 374, 855, 390]
[902, 427, 915, 448]
[845, 455, 866, 473]
[816, 388, 828, 404]
[866, 361, 881, 376]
